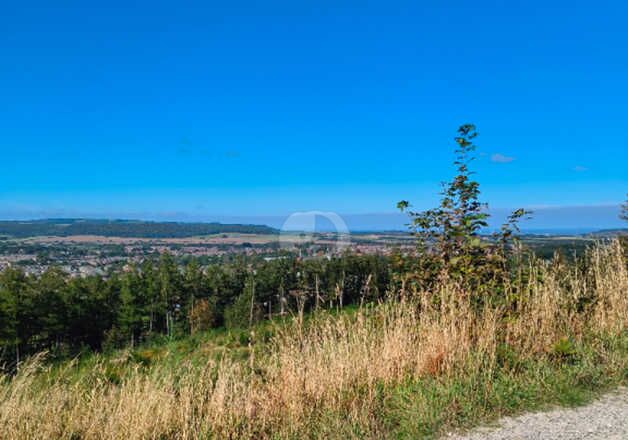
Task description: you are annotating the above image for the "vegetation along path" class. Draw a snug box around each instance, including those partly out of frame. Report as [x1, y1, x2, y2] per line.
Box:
[448, 387, 628, 440]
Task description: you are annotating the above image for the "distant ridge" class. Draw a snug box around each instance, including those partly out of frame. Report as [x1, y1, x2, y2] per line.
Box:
[0, 218, 278, 238]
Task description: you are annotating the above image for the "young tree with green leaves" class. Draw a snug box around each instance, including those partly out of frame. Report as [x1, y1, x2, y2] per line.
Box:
[398, 124, 529, 291]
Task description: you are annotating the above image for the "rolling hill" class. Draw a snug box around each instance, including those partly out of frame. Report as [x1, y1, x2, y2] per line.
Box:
[0, 218, 278, 238]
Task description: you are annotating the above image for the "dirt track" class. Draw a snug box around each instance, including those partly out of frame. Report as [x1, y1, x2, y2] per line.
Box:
[448, 387, 628, 440]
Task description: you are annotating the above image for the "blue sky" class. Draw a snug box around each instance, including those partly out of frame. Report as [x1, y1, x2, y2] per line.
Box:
[1, 1, 627, 228]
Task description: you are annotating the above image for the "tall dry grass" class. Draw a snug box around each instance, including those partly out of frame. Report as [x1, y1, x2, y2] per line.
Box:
[0, 240, 626, 439]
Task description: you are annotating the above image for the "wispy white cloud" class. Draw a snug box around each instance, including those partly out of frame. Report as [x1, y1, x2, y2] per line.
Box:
[573, 165, 588, 172]
[490, 153, 515, 163]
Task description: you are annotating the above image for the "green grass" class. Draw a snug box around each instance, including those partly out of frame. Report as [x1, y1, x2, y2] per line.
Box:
[379, 332, 627, 438]
[40, 307, 359, 387]
[64, 304, 364, 372]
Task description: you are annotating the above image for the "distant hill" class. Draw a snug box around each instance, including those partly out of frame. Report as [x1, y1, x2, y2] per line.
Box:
[0, 218, 278, 238]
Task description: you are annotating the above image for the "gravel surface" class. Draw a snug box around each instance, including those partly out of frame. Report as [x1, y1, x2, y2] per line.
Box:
[447, 387, 628, 440]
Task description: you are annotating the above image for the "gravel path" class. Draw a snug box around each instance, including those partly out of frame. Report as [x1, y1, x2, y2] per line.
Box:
[447, 387, 628, 440]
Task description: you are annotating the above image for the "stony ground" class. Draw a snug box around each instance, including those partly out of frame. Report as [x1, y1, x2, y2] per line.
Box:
[447, 387, 628, 440]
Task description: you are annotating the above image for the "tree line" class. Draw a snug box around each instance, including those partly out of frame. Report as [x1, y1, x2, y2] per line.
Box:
[0, 253, 391, 370]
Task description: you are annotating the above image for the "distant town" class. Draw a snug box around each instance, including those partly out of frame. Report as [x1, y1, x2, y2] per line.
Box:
[0, 219, 413, 276]
[0, 218, 617, 277]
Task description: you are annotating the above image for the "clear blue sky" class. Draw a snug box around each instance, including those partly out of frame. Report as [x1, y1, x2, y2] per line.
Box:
[1, 1, 627, 225]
